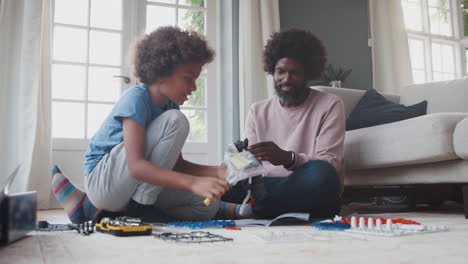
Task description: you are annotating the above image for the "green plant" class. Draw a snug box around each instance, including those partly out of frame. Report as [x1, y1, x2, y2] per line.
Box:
[322, 64, 352, 83]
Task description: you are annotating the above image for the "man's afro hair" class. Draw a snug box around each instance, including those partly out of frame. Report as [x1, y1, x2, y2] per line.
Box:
[263, 28, 326, 81]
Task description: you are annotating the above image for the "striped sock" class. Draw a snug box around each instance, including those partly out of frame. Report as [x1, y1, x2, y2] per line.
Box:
[216, 202, 253, 219]
[51, 165, 99, 223]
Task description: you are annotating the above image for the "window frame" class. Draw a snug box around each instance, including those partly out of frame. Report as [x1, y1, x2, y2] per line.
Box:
[403, 0, 467, 82]
[51, 0, 126, 151]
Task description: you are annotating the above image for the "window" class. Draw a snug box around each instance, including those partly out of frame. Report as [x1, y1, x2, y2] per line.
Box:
[466, 47, 468, 72]
[401, 0, 467, 83]
[463, 0, 468, 36]
[51, 0, 220, 165]
[52, 0, 123, 141]
[463, 0, 468, 73]
[145, 0, 210, 143]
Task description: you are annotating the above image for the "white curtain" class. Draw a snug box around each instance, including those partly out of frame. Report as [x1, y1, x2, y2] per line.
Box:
[0, 0, 52, 209]
[238, 0, 280, 136]
[369, 0, 413, 94]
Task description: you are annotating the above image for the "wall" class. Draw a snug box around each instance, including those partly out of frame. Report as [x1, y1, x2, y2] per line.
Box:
[279, 0, 372, 90]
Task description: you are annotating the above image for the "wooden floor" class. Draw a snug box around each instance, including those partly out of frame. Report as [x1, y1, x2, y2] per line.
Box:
[1, 205, 468, 264]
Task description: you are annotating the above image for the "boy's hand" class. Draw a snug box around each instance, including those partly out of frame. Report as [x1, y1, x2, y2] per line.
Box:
[191, 177, 229, 200]
[248, 141, 291, 166]
[216, 163, 228, 180]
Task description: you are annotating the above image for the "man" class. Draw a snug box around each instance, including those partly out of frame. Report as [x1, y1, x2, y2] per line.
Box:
[223, 28, 345, 219]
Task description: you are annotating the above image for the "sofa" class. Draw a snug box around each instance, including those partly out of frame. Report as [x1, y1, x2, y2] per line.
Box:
[312, 76, 468, 218]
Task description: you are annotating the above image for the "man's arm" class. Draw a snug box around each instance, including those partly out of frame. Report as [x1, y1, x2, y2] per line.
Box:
[248, 98, 345, 172]
[245, 106, 294, 167]
[244, 106, 258, 147]
[296, 98, 345, 171]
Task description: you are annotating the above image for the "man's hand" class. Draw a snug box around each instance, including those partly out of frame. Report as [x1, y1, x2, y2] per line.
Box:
[190, 177, 230, 200]
[248, 141, 292, 166]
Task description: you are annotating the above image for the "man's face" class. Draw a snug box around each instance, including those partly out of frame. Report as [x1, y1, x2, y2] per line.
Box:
[273, 58, 307, 103]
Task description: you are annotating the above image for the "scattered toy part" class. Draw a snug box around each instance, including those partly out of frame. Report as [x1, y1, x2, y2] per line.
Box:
[342, 217, 420, 225]
[312, 221, 351, 231]
[155, 231, 233, 243]
[224, 227, 242, 230]
[344, 216, 448, 237]
[166, 220, 236, 229]
[36, 220, 95, 236]
[95, 216, 152, 237]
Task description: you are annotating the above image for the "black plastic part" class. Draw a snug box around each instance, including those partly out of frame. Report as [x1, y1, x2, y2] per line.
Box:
[234, 138, 249, 152]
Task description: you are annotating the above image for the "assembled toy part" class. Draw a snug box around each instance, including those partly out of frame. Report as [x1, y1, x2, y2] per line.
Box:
[95, 216, 152, 237]
[344, 216, 448, 237]
[155, 231, 233, 243]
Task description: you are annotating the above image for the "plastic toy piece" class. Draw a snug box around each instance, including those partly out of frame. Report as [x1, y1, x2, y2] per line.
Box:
[344, 216, 448, 237]
[233, 138, 249, 152]
[155, 231, 233, 243]
[350, 217, 357, 229]
[225, 227, 242, 230]
[167, 220, 236, 229]
[342, 217, 420, 225]
[203, 198, 211, 206]
[368, 217, 374, 230]
[204, 138, 252, 207]
[95, 217, 152, 237]
[36, 221, 75, 232]
[36, 220, 95, 236]
[376, 219, 382, 230]
[312, 221, 351, 231]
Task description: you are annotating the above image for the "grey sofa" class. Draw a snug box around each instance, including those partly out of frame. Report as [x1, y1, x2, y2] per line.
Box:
[312, 76, 468, 217]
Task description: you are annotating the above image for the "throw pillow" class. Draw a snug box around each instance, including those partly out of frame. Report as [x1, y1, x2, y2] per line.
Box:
[346, 88, 427, 131]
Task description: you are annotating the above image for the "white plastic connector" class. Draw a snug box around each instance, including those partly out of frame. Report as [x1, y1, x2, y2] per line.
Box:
[359, 217, 365, 229]
[368, 217, 374, 230]
[376, 219, 382, 230]
[350, 217, 357, 229]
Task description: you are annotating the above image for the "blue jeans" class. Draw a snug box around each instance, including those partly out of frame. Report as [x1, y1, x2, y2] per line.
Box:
[222, 160, 342, 219]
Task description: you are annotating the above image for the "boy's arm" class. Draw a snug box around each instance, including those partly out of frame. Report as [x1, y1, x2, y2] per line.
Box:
[122, 117, 228, 200]
[174, 156, 227, 179]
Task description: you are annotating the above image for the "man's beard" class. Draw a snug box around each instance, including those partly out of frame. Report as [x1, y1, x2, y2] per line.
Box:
[274, 81, 307, 105]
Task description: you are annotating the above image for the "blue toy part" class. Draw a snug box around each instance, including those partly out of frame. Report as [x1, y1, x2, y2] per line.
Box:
[167, 220, 236, 229]
[312, 221, 351, 231]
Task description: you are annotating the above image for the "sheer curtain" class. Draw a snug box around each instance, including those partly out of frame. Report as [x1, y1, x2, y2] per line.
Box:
[369, 0, 413, 94]
[0, 0, 52, 209]
[238, 0, 280, 136]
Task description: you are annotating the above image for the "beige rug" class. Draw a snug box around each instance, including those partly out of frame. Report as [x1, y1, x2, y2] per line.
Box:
[1, 205, 467, 264]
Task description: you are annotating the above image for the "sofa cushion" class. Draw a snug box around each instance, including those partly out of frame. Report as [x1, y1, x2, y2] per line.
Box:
[454, 117, 468, 160]
[311, 86, 400, 119]
[345, 113, 468, 170]
[401, 76, 468, 114]
[346, 88, 427, 131]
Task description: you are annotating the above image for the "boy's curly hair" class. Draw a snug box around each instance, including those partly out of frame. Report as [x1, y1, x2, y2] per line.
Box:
[263, 28, 327, 81]
[132, 26, 214, 85]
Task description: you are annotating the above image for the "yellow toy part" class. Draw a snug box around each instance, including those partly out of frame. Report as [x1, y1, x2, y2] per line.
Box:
[95, 217, 153, 237]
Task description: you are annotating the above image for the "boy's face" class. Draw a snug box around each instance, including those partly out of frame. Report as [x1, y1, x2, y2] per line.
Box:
[160, 63, 203, 105]
[273, 58, 307, 101]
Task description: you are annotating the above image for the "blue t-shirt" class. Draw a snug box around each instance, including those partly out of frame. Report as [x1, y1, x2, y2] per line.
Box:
[83, 84, 179, 175]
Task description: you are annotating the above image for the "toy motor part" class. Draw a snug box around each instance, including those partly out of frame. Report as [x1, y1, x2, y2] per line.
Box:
[95, 216, 153, 237]
[234, 138, 249, 152]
